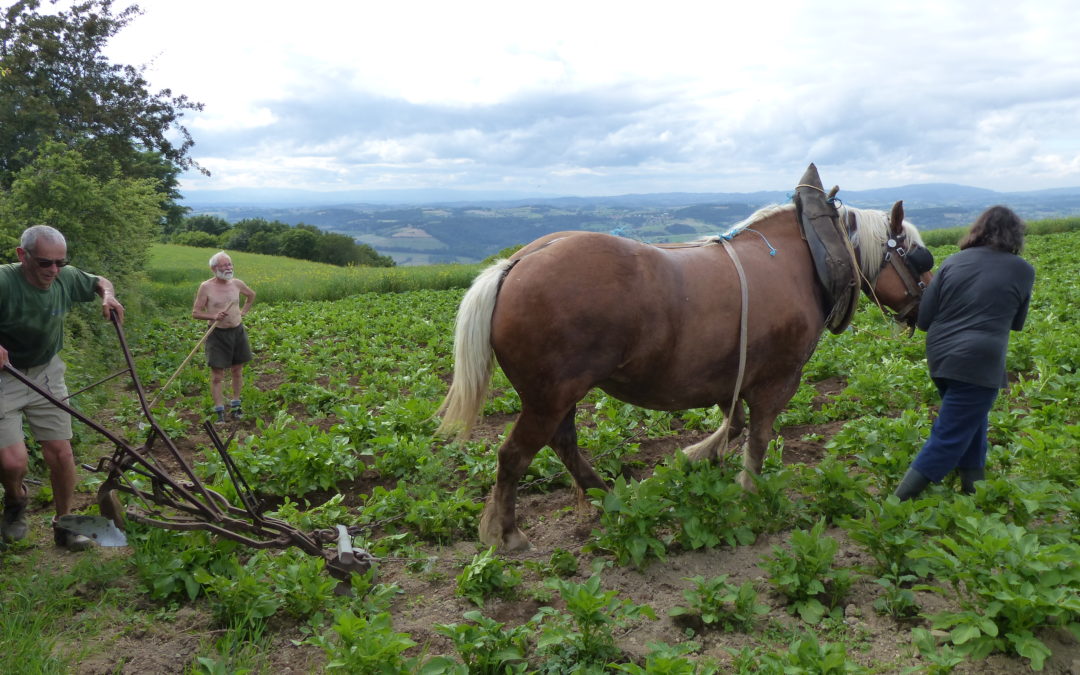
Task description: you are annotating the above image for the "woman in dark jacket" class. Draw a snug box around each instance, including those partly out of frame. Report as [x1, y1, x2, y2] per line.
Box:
[894, 206, 1035, 500]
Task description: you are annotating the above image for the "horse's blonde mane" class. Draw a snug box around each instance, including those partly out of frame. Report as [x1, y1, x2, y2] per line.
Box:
[838, 205, 925, 277]
[694, 203, 796, 244]
[691, 202, 923, 279]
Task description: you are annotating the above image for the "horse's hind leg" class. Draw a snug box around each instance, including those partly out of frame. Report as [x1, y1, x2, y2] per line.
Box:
[480, 405, 565, 552]
[549, 407, 607, 507]
[682, 402, 746, 462]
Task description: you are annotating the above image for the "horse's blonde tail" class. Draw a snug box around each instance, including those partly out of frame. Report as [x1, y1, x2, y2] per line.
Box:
[436, 259, 512, 439]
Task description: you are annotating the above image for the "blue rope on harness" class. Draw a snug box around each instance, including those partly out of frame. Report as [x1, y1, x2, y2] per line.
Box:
[789, 190, 844, 209]
[714, 226, 778, 256]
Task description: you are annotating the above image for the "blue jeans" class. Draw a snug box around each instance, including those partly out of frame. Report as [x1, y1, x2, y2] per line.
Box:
[911, 378, 999, 482]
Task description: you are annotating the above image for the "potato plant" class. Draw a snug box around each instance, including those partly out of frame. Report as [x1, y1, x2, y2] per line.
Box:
[90, 230, 1080, 672]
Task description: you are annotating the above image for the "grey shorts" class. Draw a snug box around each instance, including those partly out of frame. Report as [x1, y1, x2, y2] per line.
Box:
[206, 324, 253, 369]
[0, 355, 71, 448]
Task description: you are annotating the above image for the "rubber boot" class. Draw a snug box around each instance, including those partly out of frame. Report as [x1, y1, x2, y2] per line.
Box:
[893, 467, 931, 501]
[1, 482, 29, 542]
[959, 466, 985, 495]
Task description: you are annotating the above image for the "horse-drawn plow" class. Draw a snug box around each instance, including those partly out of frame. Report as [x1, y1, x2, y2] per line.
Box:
[2, 312, 373, 581]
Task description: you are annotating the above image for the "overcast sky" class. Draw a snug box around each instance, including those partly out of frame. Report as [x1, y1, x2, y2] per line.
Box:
[102, 0, 1080, 197]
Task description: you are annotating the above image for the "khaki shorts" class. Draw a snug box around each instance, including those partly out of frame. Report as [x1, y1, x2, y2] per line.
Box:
[0, 355, 72, 448]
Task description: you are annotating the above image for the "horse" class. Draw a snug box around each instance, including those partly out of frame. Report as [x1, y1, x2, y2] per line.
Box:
[437, 178, 933, 552]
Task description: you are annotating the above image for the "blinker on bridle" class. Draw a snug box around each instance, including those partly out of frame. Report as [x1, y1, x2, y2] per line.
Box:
[881, 229, 933, 327]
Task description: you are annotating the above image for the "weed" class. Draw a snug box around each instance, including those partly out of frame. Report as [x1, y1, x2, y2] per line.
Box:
[910, 627, 966, 674]
[761, 519, 855, 624]
[587, 475, 673, 569]
[669, 575, 769, 633]
[911, 511, 1080, 670]
[194, 556, 282, 638]
[309, 610, 418, 672]
[840, 495, 941, 577]
[532, 574, 656, 672]
[797, 455, 872, 524]
[871, 563, 920, 620]
[610, 641, 718, 674]
[455, 547, 522, 607]
[432, 610, 530, 674]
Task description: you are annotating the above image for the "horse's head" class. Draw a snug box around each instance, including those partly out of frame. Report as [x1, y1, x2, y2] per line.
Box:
[847, 201, 935, 328]
[869, 201, 934, 327]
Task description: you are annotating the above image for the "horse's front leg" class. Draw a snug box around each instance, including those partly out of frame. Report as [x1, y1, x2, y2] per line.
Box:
[738, 380, 799, 490]
[479, 406, 563, 552]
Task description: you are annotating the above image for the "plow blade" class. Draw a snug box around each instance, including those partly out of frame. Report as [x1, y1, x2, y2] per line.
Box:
[54, 514, 129, 547]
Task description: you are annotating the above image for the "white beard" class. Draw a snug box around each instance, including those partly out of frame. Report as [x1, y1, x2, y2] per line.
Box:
[214, 269, 234, 280]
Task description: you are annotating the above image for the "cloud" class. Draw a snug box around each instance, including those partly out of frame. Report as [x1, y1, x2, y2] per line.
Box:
[105, 0, 1080, 194]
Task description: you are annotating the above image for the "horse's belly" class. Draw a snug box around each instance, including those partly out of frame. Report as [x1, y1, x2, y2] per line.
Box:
[597, 378, 724, 412]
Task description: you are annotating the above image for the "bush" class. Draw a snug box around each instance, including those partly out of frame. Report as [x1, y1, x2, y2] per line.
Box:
[172, 230, 220, 247]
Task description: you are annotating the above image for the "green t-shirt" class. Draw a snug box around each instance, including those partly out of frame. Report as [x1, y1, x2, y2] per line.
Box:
[0, 263, 99, 369]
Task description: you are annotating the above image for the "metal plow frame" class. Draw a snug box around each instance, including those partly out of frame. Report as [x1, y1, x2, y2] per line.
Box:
[2, 312, 371, 580]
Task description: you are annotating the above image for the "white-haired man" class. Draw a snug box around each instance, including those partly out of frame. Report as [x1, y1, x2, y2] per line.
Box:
[0, 225, 125, 550]
[192, 251, 256, 422]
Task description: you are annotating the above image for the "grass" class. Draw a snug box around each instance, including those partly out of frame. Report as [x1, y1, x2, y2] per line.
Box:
[146, 244, 484, 306]
[150, 217, 1079, 306]
[0, 547, 133, 673]
[919, 215, 1080, 247]
[4, 225, 1076, 672]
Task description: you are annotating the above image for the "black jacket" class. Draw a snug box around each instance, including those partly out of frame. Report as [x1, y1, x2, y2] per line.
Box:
[917, 246, 1035, 389]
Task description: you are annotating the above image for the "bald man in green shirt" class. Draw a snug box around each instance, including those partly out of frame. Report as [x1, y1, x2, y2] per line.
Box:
[0, 225, 125, 551]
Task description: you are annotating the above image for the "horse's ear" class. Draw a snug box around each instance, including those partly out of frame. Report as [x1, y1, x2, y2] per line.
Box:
[827, 186, 839, 200]
[889, 201, 905, 235]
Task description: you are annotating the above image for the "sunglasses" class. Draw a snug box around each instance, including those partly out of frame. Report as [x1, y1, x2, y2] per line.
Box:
[34, 257, 69, 269]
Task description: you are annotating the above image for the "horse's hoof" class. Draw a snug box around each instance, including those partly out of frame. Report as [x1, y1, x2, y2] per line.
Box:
[500, 528, 531, 552]
[682, 445, 714, 462]
[737, 471, 760, 493]
[478, 523, 531, 552]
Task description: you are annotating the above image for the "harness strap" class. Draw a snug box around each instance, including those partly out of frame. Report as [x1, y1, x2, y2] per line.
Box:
[719, 238, 749, 456]
[884, 250, 924, 320]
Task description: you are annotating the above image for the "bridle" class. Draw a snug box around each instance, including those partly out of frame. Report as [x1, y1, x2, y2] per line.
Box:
[879, 229, 931, 325]
[841, 207, 932, 327]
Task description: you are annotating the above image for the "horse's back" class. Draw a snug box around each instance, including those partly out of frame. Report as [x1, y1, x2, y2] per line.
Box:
[492, 232, 731, 405]
[487, 212, 828, 410]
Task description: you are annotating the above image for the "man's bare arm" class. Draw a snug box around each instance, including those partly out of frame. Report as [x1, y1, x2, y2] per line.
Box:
[237, 280, 256, 317]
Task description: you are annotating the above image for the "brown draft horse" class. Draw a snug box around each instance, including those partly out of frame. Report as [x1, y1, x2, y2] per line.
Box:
[438, 183, 933, 552]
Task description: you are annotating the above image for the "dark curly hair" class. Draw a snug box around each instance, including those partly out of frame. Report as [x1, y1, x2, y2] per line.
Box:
[958, 205, 1026, 254]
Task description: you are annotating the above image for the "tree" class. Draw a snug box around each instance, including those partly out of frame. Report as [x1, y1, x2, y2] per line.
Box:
[0, 0, 204, 201]
[277, 227, 319, 261]
[315, 232, 363, 266]
[182, 214, 231, 237]
[0, 141, 162, 280]
[354, 243, 395, 268]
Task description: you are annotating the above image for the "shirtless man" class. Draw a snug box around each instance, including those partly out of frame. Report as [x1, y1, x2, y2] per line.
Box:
[192, 252, 256, 422]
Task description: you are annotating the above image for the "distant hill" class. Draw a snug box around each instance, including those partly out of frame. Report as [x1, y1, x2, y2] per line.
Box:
[183, 184, 1080, 265]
